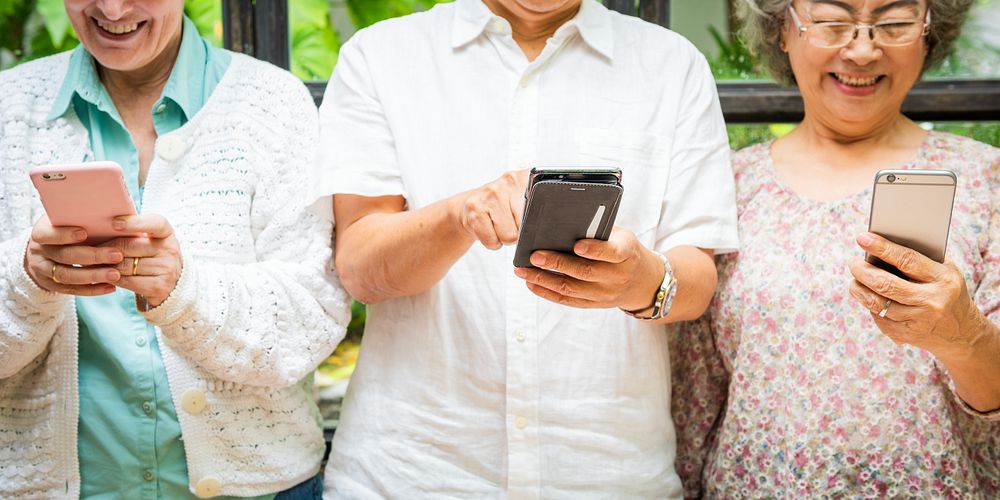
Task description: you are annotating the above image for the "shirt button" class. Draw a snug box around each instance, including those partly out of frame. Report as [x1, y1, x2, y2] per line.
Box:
[142, 401, 154, 415]
[143, 469, 155, 481]
[154, 102, 167, 114]
[515, 416, 528, 429]
[181, 388, 208, 415]
[134, 336, 147, 347]
[519, 76, 532, 88]
[155, 135, 188, 162]
[515, 328, 526, 343]
[195, 477, 222, 498]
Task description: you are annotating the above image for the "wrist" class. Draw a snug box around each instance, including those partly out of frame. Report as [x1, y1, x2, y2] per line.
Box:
[620, 247, 665, 311]
[444, 192, 476, 244]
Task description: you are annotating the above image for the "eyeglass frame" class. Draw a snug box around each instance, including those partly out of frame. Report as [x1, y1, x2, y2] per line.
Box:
[787, 2, 932, 48]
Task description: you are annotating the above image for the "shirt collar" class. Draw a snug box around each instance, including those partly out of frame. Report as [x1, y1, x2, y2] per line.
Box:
[159, 16, 209, 121]
[570, 0, 614, 60]
[451, 0, 494, 49]
[48, 16, 207, 122]
[451, 0, 614, 60]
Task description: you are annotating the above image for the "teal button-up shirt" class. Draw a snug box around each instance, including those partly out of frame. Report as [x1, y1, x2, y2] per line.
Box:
[49, 18, 272, 500]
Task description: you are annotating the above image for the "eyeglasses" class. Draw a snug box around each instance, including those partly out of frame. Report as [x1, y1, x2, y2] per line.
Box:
[787, 4, 931, 49]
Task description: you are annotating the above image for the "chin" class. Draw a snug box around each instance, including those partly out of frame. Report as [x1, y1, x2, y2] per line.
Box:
[85, 48, 148, 72]
[513, 0, 575, 13]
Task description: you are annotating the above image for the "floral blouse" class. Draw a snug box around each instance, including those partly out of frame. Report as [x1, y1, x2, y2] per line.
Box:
[671, 132, 1000, 499]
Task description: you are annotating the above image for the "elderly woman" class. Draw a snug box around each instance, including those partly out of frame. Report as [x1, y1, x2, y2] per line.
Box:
[0, 1, 348, 498]
[671, 0, 1000, 497]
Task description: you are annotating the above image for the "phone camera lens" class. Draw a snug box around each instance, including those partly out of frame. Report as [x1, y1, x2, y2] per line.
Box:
[886, 174, 896, 183]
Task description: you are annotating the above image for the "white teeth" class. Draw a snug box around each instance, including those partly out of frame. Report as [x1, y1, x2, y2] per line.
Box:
[833, 73, 880, 87]
[97, 21, 139, 35]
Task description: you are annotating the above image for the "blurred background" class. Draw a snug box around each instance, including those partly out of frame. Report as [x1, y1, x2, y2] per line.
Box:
[3, 0, 998, 424]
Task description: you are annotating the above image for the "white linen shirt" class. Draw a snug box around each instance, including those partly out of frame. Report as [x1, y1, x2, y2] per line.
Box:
[315, 0, 739, 498]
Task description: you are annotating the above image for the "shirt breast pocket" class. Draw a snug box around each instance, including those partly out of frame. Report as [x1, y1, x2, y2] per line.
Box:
[575, 127, 671, 241]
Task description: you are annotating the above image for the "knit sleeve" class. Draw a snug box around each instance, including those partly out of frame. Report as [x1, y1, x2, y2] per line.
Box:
[142, 73, 351, 388]
[0, 229, 74, 379]
[0, 67, 75, 378]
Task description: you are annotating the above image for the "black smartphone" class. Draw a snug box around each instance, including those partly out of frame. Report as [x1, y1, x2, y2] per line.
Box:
[513, 167, 623, 268]
[866, 169, 957, 278]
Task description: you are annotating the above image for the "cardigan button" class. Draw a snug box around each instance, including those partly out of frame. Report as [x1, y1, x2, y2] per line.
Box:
[194, 476, 222, 498]
[155, 135, 188, 162]
[180, 388, 207, 415]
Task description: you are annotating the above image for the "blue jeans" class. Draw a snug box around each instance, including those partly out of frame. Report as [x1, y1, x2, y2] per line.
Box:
[274, 474, 322, 500]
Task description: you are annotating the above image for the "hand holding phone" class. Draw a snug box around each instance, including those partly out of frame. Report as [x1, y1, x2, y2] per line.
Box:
[23, 215, 123, 296]
[865, 169, 957, 277]
[23, 161, 141, 295]
[513, 167, 623, 268]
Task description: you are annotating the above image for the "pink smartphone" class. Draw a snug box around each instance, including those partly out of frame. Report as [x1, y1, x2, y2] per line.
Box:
[29, 161, 140, 246]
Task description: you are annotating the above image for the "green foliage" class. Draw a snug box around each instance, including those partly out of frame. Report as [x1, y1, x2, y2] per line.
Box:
[347, 300, 367, 341]
[184, 0, 223, 47]
[288, 0, 450, 81]
[346, 0, 441, 30]
[706, 25, 764, 81]
[0, 0, 78, 70]
[35, 0, 71, 46]
[934, 122, 1000, 147]
[291, 0, 341, 80]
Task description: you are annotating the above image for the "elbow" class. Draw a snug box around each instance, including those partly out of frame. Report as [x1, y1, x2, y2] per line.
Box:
[334, 251, 391, 305]
[669, 262, 718, 322]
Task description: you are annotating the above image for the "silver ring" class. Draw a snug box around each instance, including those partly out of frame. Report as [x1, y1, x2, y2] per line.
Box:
[878, 299, 892, 318]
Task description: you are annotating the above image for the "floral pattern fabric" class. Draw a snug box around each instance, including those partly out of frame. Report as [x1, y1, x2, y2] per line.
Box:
[671, 132, 1000, 499]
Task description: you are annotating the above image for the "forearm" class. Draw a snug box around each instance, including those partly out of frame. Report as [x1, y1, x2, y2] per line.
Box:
[655, 246, 718, 323]
[336, 194, 475, 303]
[0, 232, 71, 378]
[939, 313, 1000, 413]
[147, 253, 350, 387]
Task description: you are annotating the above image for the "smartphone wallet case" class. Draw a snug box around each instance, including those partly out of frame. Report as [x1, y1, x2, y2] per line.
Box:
[513, 181, 623, 268]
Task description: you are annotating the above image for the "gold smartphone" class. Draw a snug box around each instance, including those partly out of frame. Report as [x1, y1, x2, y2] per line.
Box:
[866, 169, 957, 278]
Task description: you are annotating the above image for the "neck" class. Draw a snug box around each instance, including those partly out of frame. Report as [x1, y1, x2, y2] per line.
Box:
[797, 110, 921, 151]
[482, 0, 581, 60]
[98, 26, 183, 103]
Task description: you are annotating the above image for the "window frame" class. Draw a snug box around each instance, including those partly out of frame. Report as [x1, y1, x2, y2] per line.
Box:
[222, 0, 1000, 123]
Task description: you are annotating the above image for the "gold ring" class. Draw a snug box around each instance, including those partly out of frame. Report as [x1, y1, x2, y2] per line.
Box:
[132, 257, 140, 276]
[51, 262, 60, 284]
[878, 299, 892, 318]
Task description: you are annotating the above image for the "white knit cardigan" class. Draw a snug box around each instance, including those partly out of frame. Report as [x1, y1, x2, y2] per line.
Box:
[0, 52, 350, 498]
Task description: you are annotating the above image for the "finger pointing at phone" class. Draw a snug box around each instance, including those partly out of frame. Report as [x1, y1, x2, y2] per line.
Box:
[102, 213, 184, 309]
[451, 170, 529, 250]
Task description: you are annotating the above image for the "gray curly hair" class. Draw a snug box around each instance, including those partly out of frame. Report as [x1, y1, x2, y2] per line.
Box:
[736, 0, 974, 86]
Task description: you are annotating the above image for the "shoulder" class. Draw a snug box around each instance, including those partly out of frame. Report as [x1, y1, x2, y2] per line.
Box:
[0, 52, 72, 112]
[0, 51, 71, 85]
[344, 3, 453, 53]
[215, 53, 317, 121]
[729, 142, 774, 210]
[224, 53, 313, 102]
[921, 131, 1000, 188]
[923, 131, 1000, 166]
[610, 13, 709, 72]
[731, 142, 772, 182]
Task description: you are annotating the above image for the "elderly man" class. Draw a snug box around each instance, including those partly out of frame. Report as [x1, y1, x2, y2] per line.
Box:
[313, 0, 738, 496]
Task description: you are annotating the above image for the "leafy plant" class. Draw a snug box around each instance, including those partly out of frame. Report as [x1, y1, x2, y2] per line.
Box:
[291, 0, 341, 80]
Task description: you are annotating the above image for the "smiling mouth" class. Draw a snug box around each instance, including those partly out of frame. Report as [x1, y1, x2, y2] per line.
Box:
[93, 18, 146, 35]
[831, 73, 885, 87]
